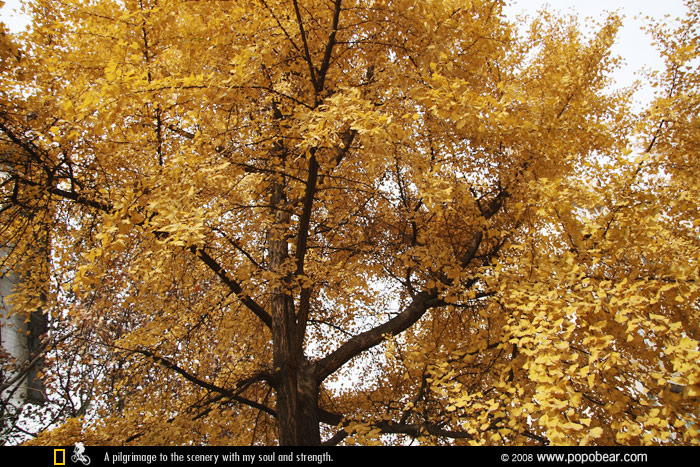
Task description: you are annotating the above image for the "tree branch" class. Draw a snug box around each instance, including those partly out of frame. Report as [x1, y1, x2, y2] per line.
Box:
[315, 290, 436, 383]
[294, 150, 319, 353]
[136, 348, 276, 418]
[316, 0, 343, 93]
[4, 146, 272, 329]
[315, 228, 483, 383]
[191, 246, 272, 328]
[292, 0, 318, 92]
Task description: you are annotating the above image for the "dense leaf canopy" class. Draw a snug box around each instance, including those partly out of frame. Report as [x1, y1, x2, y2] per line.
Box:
[1, 0, 698, 446]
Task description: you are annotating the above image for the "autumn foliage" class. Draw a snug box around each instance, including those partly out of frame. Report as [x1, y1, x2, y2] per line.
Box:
[1, 0, 698, 446]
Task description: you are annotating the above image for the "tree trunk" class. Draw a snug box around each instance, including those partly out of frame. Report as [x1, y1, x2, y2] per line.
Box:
[268, 274, 321, 445]
[273, 353, 321, 445]
[268, 240, 322, 444]
[267, 161, 322, 445]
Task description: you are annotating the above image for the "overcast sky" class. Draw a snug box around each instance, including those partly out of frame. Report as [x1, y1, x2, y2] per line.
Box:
[1, 0, 690, 107]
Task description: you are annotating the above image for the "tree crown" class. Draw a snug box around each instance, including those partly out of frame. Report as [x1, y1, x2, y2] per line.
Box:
[1, 0, 698, 446]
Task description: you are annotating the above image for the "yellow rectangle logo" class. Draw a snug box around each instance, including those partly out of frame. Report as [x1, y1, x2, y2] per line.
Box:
[54, 449, 66, 465]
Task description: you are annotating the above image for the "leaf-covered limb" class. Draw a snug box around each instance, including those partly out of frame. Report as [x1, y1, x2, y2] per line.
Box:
[316, 290, 441, 383]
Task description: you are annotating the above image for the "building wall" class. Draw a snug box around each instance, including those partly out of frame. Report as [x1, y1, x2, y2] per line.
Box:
[1, 269, 27, 405]
[1, 268, 46, 406]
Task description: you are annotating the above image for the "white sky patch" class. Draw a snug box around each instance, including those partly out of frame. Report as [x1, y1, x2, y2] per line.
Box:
[0, 0, 30, 32]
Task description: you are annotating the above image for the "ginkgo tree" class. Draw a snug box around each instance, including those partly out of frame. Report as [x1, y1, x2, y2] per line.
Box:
[0, 0, 698, 446]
